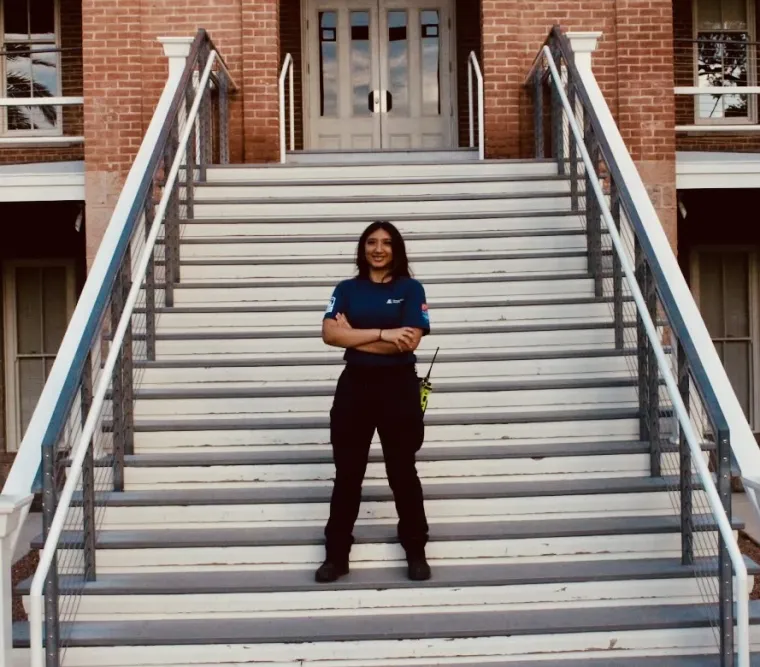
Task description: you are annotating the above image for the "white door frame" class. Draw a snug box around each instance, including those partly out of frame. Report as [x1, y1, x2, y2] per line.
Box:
[2, 260, 76, 452]
[299, 0, 458, 150]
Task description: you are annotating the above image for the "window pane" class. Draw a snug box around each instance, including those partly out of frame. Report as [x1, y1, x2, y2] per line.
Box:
[724, 252, 750, 337]
[724, 341, 752, 418]
[15, 267, 42, 355]
[319, 11, 338, 117]
[722, 0, 748, 29]
[4, 43, 59, 130]
[699, 253, 724, 337]
[387, 10, 409, 115]
[30, 0, 55, 40]
[421, 10, 440, 116]
[3, 0, 28, 41]
[18, 358, 45, 436]
[350, 11, 371, 117]
[42, 267, 67, 354]
[696, 33, 749, 119]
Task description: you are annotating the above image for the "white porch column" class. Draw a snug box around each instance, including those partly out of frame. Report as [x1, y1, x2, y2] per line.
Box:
[566, 31, 603, 73]
[158, 36, 194, 81]
[0, 494, 33, 666]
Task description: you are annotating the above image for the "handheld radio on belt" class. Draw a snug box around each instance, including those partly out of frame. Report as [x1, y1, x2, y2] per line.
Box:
[419, 347, 440, 415]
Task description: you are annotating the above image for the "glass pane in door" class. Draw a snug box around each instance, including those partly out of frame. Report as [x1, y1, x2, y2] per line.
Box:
[387, 10, 409, 115]
[350, 11, 372, 116]
[319, 11, 338, 116]
[420, 10, 441, 116]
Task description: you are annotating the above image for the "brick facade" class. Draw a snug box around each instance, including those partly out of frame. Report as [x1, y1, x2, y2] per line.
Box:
[0, 0, 83, 166]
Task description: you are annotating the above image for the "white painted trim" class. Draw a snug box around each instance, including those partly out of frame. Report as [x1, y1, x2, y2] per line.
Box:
[279, 53, 295, 163]
[675, 86, 760, 95]
[2, 261, 76, 453]
[0, 161, 84, 201]
[0, 135, 83, 145]
[566, 31, 602, 72]
[0, 96, 83, 107]
[676, 151, 760, 188]
[676, 124, 760, 132]
[544, 47, 751, 667]
[158, 37, 194, 78]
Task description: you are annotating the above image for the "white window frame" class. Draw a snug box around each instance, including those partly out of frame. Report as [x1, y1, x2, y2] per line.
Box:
[2, 260, 75, 452]
[692, 0, 758, 125]
[0, 0, 63, 137]
[690, 247, 760, 432]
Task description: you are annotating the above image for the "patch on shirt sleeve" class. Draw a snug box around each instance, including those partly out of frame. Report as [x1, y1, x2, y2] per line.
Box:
[422, 302, 430, 323]
[325, 296, 336, 314]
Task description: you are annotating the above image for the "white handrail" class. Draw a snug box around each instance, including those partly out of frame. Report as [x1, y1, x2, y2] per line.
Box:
[544, 45, 750, 667]
[467, 51, 484, 160]
[27, 50, 219, 667]
[279, 53, 295, 163]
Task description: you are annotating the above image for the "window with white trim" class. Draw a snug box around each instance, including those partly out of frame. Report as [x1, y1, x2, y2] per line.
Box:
[693, 0, 757, 123]
[0, 0, 61, 134]
[3, 261, 74, 452]
[691, 249, 760, 431]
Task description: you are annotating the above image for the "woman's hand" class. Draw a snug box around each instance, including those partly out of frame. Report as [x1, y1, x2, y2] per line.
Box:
[336, 313, 352, 330]
[380, 327, 418, 352]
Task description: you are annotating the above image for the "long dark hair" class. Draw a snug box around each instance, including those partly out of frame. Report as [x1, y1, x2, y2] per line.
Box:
[356, 221, 412, 280]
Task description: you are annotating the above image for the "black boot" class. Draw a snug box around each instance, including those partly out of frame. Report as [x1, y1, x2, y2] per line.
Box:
[315, 558, 349, 583]
[406, 551, 431, 581]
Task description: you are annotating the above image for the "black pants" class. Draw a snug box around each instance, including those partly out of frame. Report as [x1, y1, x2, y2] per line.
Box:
[325, 363, 429, 560]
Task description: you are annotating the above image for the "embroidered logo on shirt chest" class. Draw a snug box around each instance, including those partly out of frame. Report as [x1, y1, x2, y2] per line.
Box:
[386, 298, 404, 305]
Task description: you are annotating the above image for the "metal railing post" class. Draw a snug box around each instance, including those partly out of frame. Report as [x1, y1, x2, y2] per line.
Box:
[144, 198, 157, 361]
[121, 245, 135, 457]
[219, 72, 230, 165]
[550, 45, 563, 170]
[533, 68, 544, 159]
[718, 427, 735, 667]
[80, 352, 97, 581]
[568, 71, 579, 211]
[677, 341, 693, 566]
[610, 179, 624, 349]
[184, 84, 196, 220]
[110, 263, 125, 492]
[163, 124, 180, 306]
[583, 118, 603, 297]
[635, 237, 650, 444]
[41, 445, 60, 667]
[198, 43, 212, 181]
[645, 262, 660, 476]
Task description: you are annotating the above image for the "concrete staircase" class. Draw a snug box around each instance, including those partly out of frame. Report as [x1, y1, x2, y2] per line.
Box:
[18, 156, 760, 666]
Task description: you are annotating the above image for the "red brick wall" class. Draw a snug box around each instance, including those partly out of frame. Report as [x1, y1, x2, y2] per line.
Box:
[0, 0, 83, 165]
[674, 0, 760, 152]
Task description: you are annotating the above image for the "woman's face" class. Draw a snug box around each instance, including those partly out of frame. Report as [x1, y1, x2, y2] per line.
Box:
[365, 228, 393, 271]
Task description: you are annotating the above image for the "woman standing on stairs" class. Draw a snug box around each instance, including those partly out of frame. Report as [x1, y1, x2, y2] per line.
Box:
[317, 220, 432, 583]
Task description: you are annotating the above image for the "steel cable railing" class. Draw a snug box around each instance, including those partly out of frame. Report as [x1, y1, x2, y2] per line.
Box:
[0, 29, 237, 667]
[527, 27, 750, 667]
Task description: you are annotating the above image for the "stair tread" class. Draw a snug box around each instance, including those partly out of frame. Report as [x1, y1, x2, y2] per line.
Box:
[122, 440, 703, 467]
[126, 406, 649, 431]
[146, 320, 633, 341]
[13, 603, 760, 647]
[38, 514, 730, 550]
[132, 376, 640, 400]
[87, 475, 689, 507]
[135, 347, 635, 368]
[19, 557, 758, 595]
[197, 173, 570, 187]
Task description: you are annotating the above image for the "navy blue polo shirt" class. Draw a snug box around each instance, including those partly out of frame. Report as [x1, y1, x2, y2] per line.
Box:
[324, 277, 431, 366]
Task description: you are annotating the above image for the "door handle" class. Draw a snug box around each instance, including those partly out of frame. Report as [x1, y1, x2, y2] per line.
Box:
[368, 90, 381, 113]
[385, 90, 393, 113]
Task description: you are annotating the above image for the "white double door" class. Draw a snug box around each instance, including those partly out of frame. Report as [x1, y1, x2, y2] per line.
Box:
[306, 0, 455, 150]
